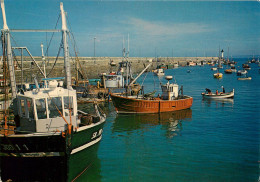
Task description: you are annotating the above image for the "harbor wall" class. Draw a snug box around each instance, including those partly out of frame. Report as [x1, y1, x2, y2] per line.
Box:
[8, 56, 218, 83]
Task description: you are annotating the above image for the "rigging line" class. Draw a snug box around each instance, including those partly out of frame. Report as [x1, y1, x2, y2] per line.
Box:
[66, 13, 89, 82]
[10, 33, 19, 48]
[153, 70, 156, 90]
[140, 71, 149, 87]
[9, 34, 22, 70]
[44, 13, 61, 58]
[11, 49, 22, 70]
[65, 13, 78, 52]
[46, 39, 63, 77]
[37, 13, 61, 68]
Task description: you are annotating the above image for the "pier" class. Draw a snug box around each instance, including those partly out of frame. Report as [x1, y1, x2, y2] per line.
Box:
[8, 56, 217, 83]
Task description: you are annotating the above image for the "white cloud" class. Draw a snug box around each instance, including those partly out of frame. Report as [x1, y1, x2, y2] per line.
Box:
[127, 17, 214, 38]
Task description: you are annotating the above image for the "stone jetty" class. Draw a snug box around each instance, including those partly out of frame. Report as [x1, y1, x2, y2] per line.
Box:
[9, 56, 217, 83]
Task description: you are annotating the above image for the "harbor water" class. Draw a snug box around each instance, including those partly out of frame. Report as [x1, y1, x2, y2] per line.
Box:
[78, 58, 259, 182]
[2, 58, 259, 181]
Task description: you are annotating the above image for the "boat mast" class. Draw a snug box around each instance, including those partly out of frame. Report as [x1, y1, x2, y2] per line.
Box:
[126, 34, 129, 86]
[1, 0, 17, 98]
[219, 49, 223, 68]
[60, 2, 72, 89]
[41, 43, 47, 88]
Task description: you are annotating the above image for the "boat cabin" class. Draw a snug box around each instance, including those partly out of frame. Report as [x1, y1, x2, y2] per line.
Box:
[100, 74, 124, 88]
[17, 80, 78, 133]
[118, 61, 130, 73]
[161, 76, 179, 100]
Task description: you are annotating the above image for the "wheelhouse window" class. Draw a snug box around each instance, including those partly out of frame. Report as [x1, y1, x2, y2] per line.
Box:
[64, 96, 74, 116]
[36, 98, 47, 119]
[20, 99, 26, 117]
[27, 98, 34, 119]
[48, 97, 62, 118]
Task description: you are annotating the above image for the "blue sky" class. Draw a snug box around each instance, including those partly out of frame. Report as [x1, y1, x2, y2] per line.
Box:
[1, 0, 259, 57]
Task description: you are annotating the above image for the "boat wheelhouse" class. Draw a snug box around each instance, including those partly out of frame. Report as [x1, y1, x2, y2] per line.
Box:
[101, 74, 124, 88]
[17, 80, 77, 133]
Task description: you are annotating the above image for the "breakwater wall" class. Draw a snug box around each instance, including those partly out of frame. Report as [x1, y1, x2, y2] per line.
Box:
[9, 56, 217, 83]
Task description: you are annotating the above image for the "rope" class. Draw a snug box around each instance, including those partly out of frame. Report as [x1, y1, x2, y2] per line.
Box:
[46, 92, 70, 126]
[153, 70, 156, 90]
[46, 40, 63, 77]
[44, 13, 61, 66]
[66, 13, 89, 83]
[140, 71, 149, 87]
[10, 34, 22, 70]
[71, 163, 93, 182]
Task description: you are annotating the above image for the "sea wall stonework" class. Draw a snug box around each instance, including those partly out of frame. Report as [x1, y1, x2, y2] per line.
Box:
[9, 56, 217, 83]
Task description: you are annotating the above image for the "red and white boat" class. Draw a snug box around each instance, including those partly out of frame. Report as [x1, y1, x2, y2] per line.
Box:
[110, 76, 193, 114]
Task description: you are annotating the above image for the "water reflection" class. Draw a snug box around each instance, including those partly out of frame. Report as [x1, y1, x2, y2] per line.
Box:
[68, 143, 102, 182]
[112, 109, 192, 138]
[202, 98, 234, 108]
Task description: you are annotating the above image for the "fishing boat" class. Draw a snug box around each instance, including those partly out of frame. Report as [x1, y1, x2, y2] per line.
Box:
[213, 72, 223, 79]
[0, 2, 106, 181]
[156, 64, 167, 70]
[211, 67, 217, 71]
[230, 66, 237, 72]
[110, 60, 117, 66]
[237, 70, 247, 76]
[173, 62, 179, 68]
[237, 77, 252, 80]
[201, 89, 234, 99]
[242, 64, 251, 70]
[213, 50, 223, 78]
[224, 69, 232, 74]
[110, 75, 193, 114]
[188, 61, 196, 66]
[154, 68, 165, 76]
[237, 72, 252, 80]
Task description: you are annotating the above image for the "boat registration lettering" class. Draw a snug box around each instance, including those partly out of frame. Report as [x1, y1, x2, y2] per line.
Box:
[1, 144, 29, 151]
[91, 129, 103, 139]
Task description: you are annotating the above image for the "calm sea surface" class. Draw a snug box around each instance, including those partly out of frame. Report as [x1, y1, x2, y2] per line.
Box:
[78, 58, 259, 182]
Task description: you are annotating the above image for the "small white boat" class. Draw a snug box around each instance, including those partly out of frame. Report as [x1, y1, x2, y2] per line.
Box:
[154, 68, 165, 76]
[188, 62, 196, 66]
[201, 89, 234, 99]
[242, 64, 251, 70]
[173, 63, 179, 68]
[238, 77, 252, 80]
[110, 60, 116, 66]
[230, 66, 237, 72]
[237, 70, 247, 76]
[211, 67, 217, 71]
